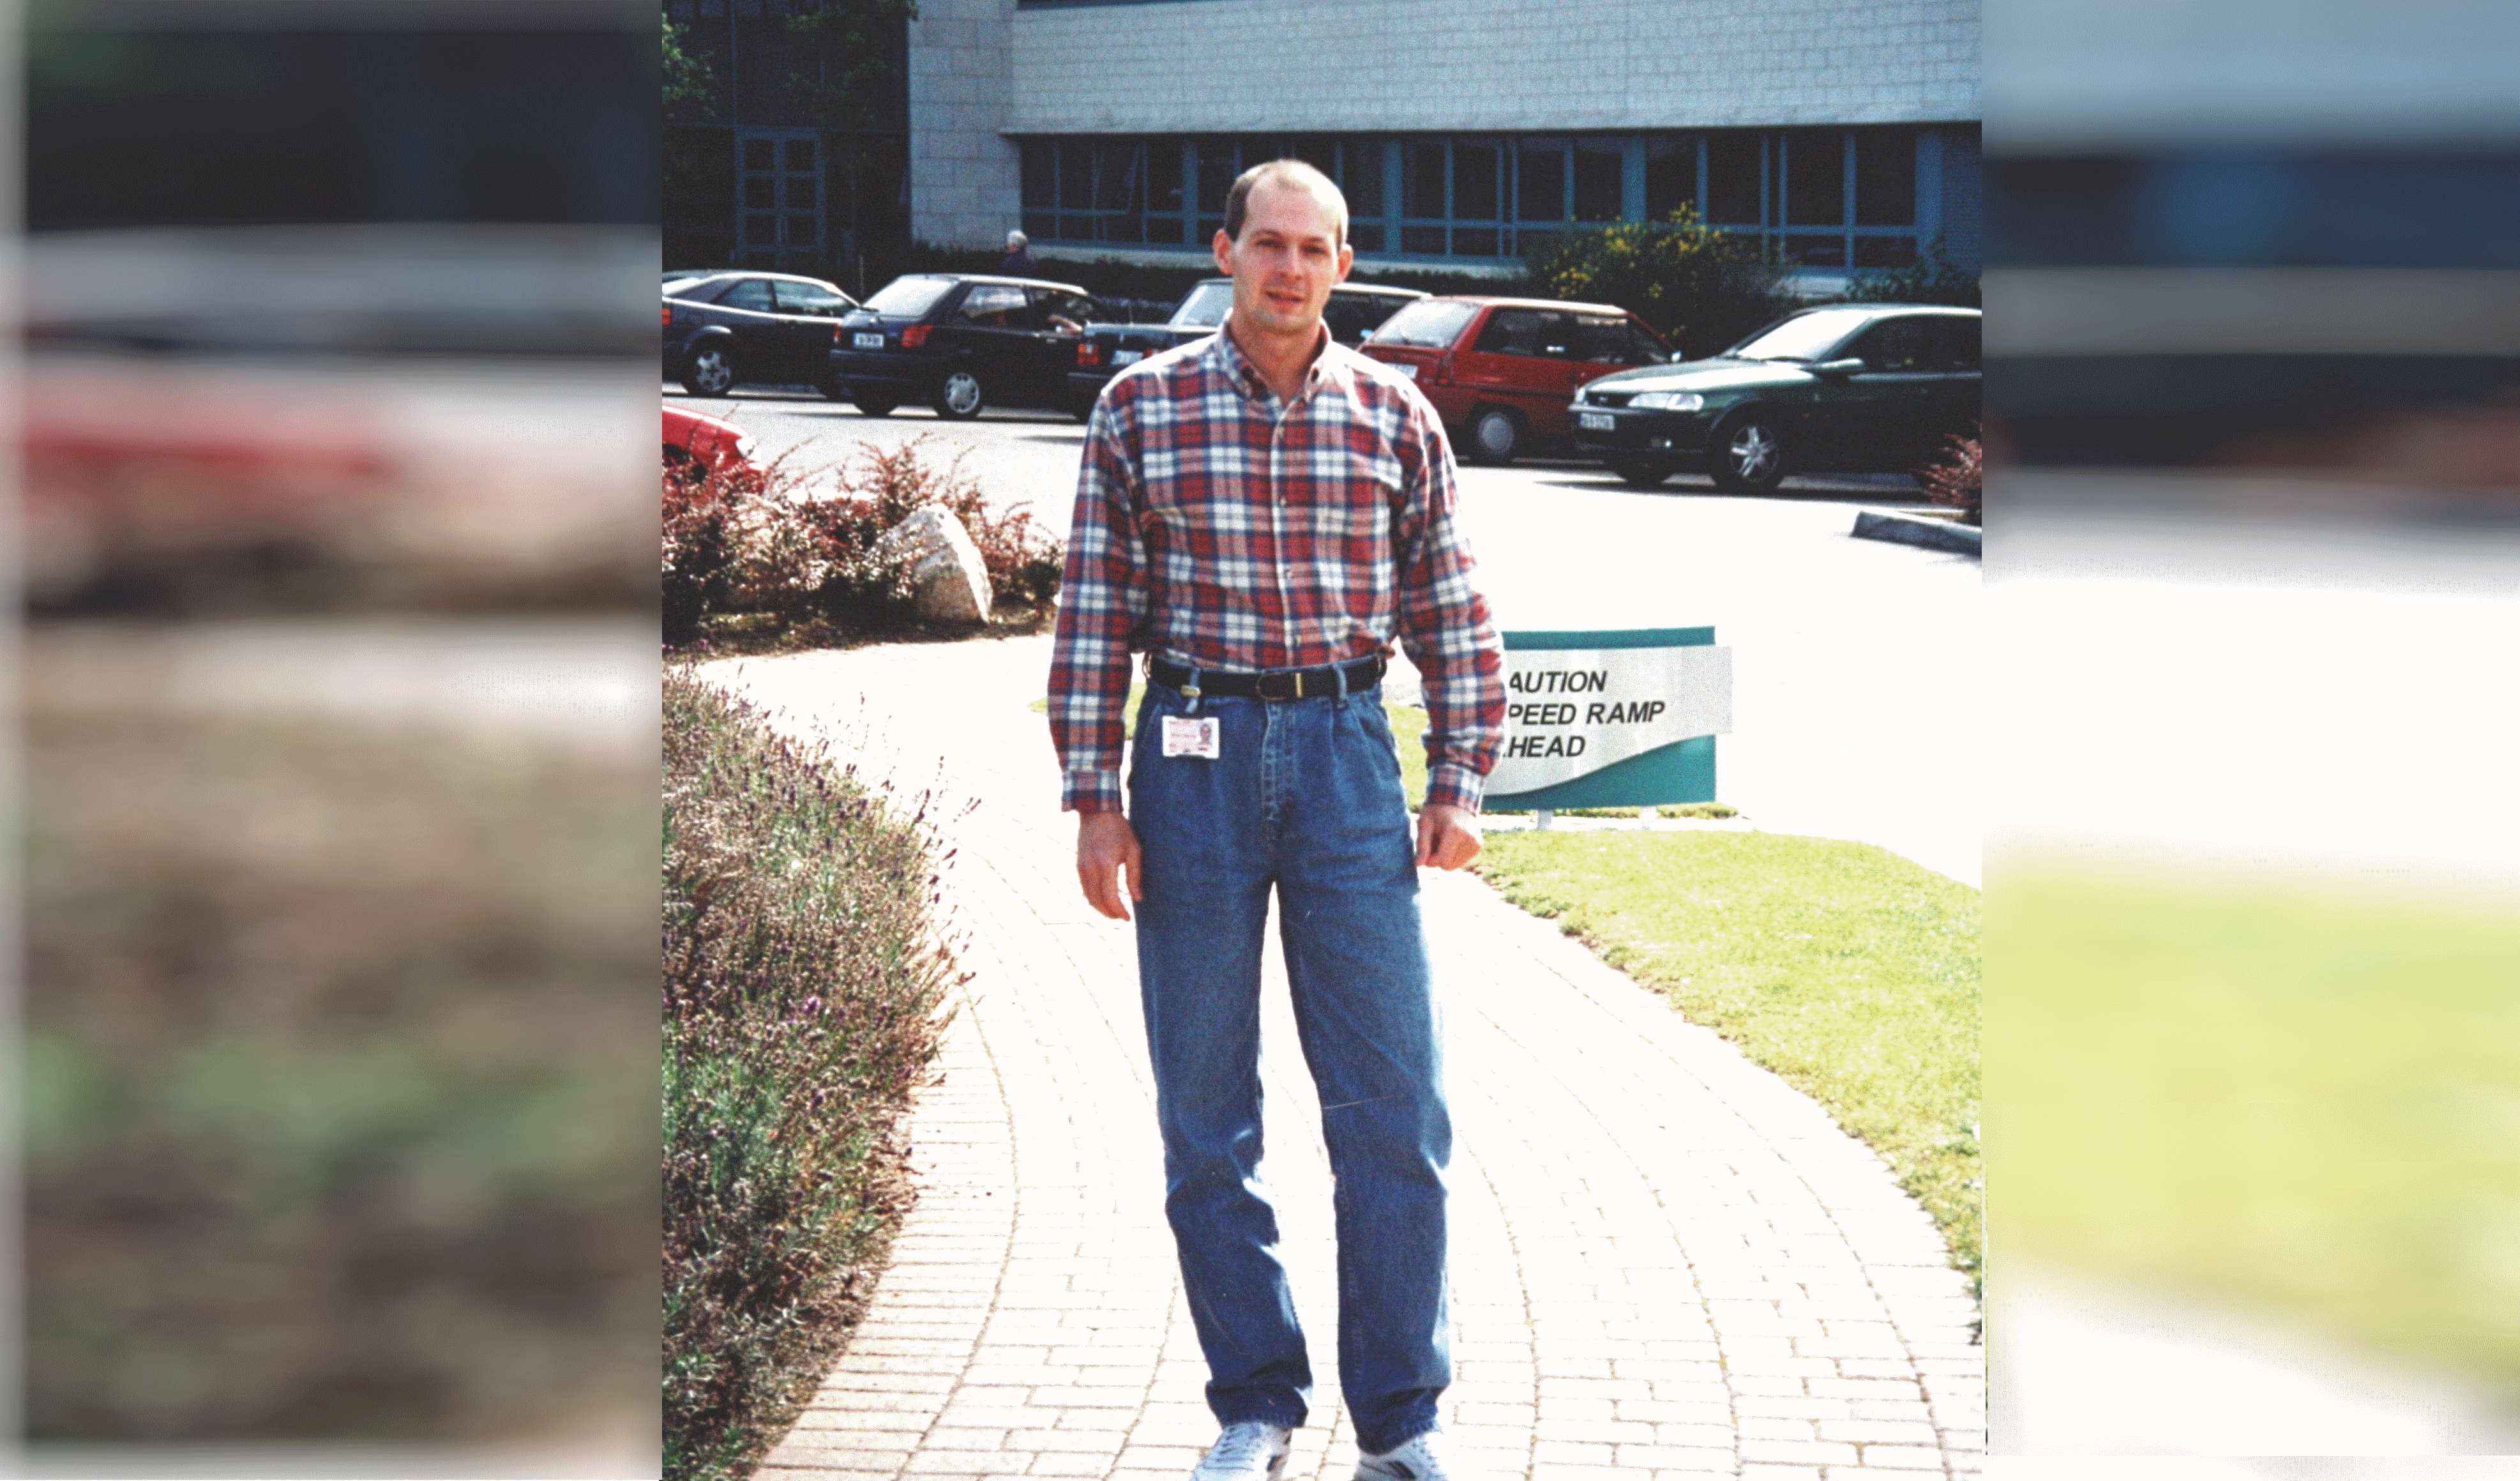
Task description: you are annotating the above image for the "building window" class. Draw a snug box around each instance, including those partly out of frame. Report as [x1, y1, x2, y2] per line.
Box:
[739, 126, 820, 269]
[1011, 128, 1942, 271]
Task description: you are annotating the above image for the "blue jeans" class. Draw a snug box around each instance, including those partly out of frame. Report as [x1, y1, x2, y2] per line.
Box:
[1127, 676, 1451, 1456]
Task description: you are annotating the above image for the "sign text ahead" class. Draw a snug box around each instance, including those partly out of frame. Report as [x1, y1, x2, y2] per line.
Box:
[1483, 630, 1732, 807]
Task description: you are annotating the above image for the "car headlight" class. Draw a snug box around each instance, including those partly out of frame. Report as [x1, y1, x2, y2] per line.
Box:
[1629, 391, 1704, 411]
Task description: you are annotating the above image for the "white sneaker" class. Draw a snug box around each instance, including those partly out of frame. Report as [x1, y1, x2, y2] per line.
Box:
[1190, 1421, 1292, 1481]
[1354, 1430, 1457, 1481]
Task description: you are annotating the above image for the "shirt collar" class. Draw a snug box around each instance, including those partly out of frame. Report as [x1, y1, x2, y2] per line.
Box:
[1213, 315, 1338, 405]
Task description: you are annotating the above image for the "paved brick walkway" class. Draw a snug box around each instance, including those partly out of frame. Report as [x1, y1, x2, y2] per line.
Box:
[698, 636, 1982, 1481]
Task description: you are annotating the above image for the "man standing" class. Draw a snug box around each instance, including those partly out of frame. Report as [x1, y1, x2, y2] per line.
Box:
[1048, 160, 1505, 1481]
[1000, 229, 1039, 274]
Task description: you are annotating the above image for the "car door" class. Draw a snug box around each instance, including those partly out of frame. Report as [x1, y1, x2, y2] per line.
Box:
[771, 279, 853, 376]
[1924, 316, 1982, 444]
[706, 277, 804, 381]
[1018, 289, 1096, 407]
[1830, 315, 1943, 466]
[1454, 307, 1575, 425]
[943, 282, 1034, 395]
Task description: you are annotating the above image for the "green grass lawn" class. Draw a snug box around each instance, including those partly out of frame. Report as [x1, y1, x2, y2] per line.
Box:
[1477, 830, 1982, 1290]
[1991, 865, 2520, 1401]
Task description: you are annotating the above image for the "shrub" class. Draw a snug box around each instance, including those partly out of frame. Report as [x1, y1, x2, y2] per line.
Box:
[1523, 208, 1791, 359]
[669, 436, 1065, 648]
[24, 703, 653, 1443]
[663, 461, 747, 646]
[1917, 427, 1984, 526]
[663, 669, 958, 1481]
[1838, 236, 1981, 308]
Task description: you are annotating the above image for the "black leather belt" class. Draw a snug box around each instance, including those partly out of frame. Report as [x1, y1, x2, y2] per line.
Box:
[1147, 654, 1386, 701]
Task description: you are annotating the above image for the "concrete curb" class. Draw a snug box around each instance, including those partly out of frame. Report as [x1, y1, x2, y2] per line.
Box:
[1853, 508, 1981, 556]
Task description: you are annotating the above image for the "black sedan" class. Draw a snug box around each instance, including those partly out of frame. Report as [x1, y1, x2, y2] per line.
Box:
[1571, 304, 1981, 492]
[663, 271, 859, 398]
[829, 274, 1101, 419]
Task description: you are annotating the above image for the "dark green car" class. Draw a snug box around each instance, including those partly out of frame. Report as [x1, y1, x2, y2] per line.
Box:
[1570, 304, 1980, 492]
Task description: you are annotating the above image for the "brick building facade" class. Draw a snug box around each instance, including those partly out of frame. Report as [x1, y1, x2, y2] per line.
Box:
[912, 0, 1979, 289]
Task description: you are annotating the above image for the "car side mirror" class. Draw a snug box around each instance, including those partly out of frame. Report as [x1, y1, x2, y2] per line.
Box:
[1813, 357, 1867, 379]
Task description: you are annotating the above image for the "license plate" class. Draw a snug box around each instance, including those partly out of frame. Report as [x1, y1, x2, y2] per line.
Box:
[853, 332, 885, 349]
[1578, 411, 1615, 430]
[1395, 363, 1418, 380]
[1113, 349, 1144, 366]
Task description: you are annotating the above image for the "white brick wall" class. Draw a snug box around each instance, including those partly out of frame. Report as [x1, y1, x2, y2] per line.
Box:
[909, 0, 1022, 251]
[1009, 0, 1978, 133]
[910, 0, 1980, 248]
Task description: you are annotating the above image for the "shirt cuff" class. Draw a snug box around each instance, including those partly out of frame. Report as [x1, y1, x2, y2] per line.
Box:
[1424, 762, 1484, 815]
[1062, 768, 1123, 814]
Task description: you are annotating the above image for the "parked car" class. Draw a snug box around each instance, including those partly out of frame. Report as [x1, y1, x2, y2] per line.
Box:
[828, 273, 1101, 420]
[1068, 279, 1427, 417]
[1357, 297, 1673, 464]
[663, 402, 762, 493]
[662, 271, 859, 398]
[1569, 304, 1982, 493]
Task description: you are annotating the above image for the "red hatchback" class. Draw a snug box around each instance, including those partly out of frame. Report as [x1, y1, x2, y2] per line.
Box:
[1361, 297, 1673, 464]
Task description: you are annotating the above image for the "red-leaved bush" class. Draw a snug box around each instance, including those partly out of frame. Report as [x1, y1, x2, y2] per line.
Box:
[1916, 427, 1983, 526]
[667, 436, 1064, 646]
[663, 462, 749, 646]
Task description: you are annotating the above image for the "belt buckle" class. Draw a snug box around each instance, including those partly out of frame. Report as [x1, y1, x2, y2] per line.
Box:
[1255, 670, 1301, 702]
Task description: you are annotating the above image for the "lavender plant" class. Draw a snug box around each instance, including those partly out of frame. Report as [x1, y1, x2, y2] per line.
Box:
[663, 669, 958, 1480]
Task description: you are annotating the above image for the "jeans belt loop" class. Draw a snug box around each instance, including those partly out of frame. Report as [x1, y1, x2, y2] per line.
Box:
[1182, 664, 1202, 715]
[1331, 656, 1350, 709]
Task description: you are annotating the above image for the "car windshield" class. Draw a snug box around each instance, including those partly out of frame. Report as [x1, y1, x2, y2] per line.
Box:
[1726, 309, 1877, 361]
[863, 276, 956, 317]
[1368, 300, 1479, 349]
[1171, 282, 1235, 328]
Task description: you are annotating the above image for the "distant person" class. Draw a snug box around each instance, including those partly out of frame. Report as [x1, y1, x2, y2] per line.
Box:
[1000, 230, 1039, 275]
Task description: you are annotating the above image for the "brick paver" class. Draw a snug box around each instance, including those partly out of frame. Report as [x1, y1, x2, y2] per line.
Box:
[702, 635, 1982, 1480]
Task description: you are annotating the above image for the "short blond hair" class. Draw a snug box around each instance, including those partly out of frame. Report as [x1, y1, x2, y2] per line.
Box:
[1223, 159, 1348, 250]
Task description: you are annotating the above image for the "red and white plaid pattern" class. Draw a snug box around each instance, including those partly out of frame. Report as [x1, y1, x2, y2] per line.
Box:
[1049, 326, 1505, 814]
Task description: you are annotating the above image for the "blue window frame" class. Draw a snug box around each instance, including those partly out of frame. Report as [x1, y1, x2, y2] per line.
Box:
[1015, 127, 1948, 270]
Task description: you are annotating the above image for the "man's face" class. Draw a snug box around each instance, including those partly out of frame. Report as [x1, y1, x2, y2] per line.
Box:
[1214, 179, 1354, 345]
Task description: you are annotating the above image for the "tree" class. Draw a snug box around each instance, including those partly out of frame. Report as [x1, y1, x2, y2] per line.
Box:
[1837, 236, 1980, 308]
[1523, 208, 1790, 360]
[662, 16, 713, 119]
[782, 0, 919, 293]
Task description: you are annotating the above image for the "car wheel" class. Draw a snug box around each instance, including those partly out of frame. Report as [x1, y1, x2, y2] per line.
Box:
[931, 368, 986, 420]
[680, 346, 736, 397]
[852, 395, 898, 418]
[1465, 406, 1525, 464]
[1608, 459, 1674, 488]
[1709, 414, 1785, 494]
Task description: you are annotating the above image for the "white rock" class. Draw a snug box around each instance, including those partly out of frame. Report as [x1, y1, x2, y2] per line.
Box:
[870, 505, 992, 623]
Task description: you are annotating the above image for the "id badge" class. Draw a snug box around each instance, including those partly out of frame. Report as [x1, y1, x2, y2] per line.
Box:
[1160, 714, 1221, 759]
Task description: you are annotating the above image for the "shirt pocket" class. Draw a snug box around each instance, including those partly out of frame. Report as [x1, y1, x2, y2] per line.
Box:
[1302, 444, 1406, 547]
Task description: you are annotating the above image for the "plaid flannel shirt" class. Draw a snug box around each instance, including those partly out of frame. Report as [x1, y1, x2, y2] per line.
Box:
[1048, 323, 1505, 815]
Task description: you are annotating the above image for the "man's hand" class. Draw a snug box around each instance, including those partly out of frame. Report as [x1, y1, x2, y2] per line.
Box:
[1076, 810, 1144, 921]
[1414, 802, 1483, 870]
